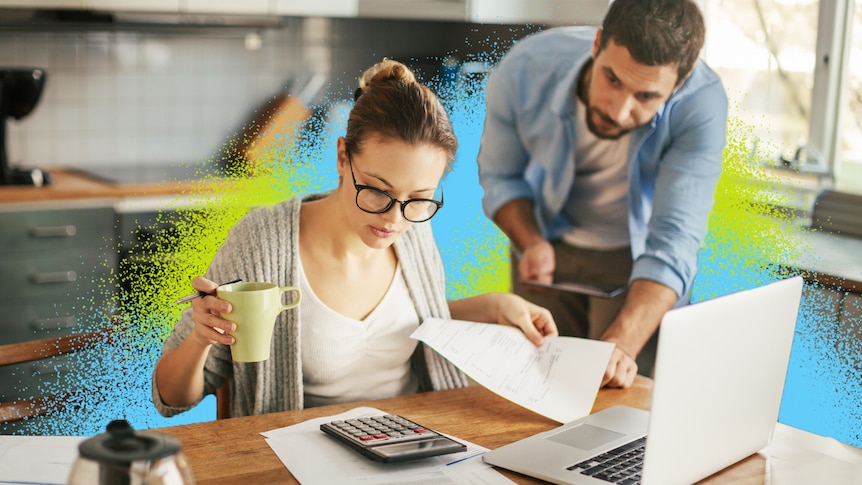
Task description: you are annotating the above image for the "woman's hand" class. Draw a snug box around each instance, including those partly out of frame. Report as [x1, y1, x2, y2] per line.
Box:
[188, 277, 236, 348]
[449, 293, 558, 347]
[493, 293, 558, 346]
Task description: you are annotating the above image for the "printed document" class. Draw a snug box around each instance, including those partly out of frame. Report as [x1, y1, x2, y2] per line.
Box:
[262, 407, 514, 484]
[411, 318, 614, 423]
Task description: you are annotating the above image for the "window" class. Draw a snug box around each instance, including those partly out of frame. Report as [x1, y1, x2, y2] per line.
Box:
[837, 3, 862, 193]
[700, 0, 862, 196]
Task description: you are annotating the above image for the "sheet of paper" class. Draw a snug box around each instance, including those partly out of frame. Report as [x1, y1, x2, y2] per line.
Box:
[262, 407, 514, 485]
[764, 423, 862, 484]
[411, 318, 614, 423]
[0, 435, 85, 485]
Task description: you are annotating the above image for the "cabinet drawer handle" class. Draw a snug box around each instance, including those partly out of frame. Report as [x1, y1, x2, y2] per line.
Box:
[30, 316, 77, 331]
[30, 362, 60, 376]
[29, 225, 77, 238]
[30, 271, 78, 284]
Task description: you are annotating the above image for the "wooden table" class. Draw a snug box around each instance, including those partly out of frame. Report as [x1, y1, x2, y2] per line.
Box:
[155, 376, 766, 484]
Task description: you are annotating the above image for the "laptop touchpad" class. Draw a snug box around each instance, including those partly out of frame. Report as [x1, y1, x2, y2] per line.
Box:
[546, 424, 625, 450]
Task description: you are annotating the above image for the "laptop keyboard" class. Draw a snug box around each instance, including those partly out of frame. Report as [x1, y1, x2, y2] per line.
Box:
[566, 436, 646, 485]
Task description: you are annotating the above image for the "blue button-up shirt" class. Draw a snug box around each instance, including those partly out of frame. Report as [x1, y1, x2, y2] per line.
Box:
[478, 27, 728, 298]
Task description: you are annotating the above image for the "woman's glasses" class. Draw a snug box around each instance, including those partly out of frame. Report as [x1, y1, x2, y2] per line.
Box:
[347, 153, 443, 223]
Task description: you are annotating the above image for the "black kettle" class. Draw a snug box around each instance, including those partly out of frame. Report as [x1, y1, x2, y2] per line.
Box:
[67, 420, 195, 485]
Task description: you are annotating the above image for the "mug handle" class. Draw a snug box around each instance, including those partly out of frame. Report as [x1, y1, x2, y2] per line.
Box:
[279, 286, 302, 311]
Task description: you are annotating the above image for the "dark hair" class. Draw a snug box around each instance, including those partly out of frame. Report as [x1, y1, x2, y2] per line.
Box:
[600, 0, 705, 84]
[345, 59, 458, 168]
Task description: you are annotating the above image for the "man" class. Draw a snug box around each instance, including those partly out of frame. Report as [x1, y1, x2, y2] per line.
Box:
[477, 0, 728, 388]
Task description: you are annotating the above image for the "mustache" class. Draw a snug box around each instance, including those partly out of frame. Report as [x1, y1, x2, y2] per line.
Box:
[590, 107, 621, 128]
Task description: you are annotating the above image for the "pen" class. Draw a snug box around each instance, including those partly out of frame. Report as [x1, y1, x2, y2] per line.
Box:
[445, 451, 485, 466]
[175, 279, 242, 304]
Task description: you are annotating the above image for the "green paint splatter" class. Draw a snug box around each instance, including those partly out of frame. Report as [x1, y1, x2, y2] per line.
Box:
[693, 108, 814, 300]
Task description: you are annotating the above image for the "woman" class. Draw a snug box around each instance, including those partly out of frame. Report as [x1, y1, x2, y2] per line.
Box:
[152, 59, 557, 418]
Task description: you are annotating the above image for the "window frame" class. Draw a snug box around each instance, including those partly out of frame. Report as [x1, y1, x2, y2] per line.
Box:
[807, 0, 855, 188]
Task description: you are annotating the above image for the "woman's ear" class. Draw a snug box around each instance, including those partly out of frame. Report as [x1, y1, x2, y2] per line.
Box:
[336, 137, 348, 176]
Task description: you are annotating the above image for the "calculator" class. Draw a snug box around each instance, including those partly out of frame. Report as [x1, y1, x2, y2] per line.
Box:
[320, 414, 467, 463]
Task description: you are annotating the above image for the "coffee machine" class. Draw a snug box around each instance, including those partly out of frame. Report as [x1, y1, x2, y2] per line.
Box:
[0, 68, 49, 186]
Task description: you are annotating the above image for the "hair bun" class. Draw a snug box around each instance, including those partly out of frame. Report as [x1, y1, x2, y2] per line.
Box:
[357, 58, 416, 98]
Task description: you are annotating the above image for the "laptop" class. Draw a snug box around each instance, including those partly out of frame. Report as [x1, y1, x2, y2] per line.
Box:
[483, 276, 803, 485]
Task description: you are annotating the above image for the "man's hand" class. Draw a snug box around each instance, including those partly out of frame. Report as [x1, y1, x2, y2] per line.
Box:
[491, 198, 554, 286]
[599, 279, 679, 388]
[602, 346, 638, 388]
[519, 239, 556, 285]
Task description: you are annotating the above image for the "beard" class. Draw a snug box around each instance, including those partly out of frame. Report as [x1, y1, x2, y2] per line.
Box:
[584, 105, 635, 140]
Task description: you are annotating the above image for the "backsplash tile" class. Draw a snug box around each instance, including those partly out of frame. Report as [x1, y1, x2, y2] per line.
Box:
[1, 17, 539, 174]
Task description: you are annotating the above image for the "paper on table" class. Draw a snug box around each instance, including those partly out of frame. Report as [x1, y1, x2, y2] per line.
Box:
[262, 407, 514, 485]
[411, 318, 614, 423]
[764, 423, 862, 484]
[0, 435, 85, 485]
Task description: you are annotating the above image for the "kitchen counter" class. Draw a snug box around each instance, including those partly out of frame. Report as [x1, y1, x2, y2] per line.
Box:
[786, 225, 862, 290]
[0, 168, 229, 205]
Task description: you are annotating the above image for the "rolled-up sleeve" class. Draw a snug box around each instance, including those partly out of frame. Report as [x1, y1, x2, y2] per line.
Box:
[151, 307, 232, 417]
[150, 216, 255, 417]
[631, 79, 729, 297]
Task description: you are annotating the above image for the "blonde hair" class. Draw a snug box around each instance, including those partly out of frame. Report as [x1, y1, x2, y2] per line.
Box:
[345, 58, 458, 166]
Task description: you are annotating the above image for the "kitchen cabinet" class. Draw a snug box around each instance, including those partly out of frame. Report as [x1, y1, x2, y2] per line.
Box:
[1, 0, 606, 24]
[88, 0, 180, 13]
[838, 292, 861, 354]
[357, 0, 610, 24]
[273, 0, 358, 17]
[184, 0, 269, 15]
[795, 271, 861, 362]
[0, 0, 83, 8]
[800, 283, 845, 328]
[0, 202, 116, 408]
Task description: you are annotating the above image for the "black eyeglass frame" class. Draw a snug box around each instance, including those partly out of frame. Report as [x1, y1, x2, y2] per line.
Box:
[346, 152, 444, 223]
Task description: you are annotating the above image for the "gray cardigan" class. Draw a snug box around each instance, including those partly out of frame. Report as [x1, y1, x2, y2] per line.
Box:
[152, 197, 469, 418]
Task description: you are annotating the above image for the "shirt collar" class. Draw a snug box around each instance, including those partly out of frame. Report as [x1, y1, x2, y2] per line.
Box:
[551, 50, 593, 117]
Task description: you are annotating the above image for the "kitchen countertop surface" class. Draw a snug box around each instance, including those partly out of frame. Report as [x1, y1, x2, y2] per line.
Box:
[786, 225, 862, 289]
[0, 168, 235, 206]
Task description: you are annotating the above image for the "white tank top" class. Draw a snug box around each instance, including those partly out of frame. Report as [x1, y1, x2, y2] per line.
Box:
[298, 256, 420, 408]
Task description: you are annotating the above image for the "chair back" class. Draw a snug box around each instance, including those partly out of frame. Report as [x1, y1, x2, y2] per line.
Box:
[216, 381, 231, 420]
[0, 329, 110, 426]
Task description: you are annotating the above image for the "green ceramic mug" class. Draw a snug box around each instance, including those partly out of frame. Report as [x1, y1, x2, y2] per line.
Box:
[217, 282, 301, 362]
